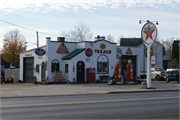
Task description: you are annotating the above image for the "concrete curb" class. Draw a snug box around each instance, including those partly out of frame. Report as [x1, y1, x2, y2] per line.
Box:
[0, 93, 103, 99]
[1, 89, 179, 98]
[104, 89, 179, 94]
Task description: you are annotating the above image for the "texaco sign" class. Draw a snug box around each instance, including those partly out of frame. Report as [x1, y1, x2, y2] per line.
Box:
[141, 22, 157, 44]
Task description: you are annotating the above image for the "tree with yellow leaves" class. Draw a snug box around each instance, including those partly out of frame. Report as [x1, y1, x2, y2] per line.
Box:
[1, 29, 27, 68]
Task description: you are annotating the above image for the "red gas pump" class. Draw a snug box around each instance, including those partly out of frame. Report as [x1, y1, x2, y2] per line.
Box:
[126, 59, 134, 83]
[115, 59, 122, 82]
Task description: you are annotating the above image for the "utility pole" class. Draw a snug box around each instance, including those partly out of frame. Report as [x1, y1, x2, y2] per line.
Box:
[36, 31, 39, 48]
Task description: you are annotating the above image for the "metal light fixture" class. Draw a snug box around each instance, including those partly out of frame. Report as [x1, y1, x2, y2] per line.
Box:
[139, 20, 159, 25]
[24, 42, 38, 48]
[156, 21, 158, 25]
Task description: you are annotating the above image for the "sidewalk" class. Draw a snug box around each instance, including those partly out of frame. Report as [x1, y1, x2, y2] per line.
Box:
[0, 81, 179, 98]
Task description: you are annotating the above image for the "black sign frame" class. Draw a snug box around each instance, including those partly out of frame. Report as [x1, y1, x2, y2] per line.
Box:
[35, 48, 46, 56]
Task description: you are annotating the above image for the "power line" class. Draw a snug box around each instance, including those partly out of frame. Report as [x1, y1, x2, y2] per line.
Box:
[0, 19, 58, 37]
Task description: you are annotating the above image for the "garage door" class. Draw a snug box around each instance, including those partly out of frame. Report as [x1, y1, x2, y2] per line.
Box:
[23, 57, 34, 83]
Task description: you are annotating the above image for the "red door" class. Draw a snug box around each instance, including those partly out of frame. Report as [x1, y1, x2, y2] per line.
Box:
[86, 68, 95, 83]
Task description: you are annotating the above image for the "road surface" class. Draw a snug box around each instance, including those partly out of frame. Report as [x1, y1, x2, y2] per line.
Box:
[1, 91, 179, 119]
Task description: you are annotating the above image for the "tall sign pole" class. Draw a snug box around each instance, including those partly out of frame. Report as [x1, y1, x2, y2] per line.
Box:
[141, 21, 157, 88]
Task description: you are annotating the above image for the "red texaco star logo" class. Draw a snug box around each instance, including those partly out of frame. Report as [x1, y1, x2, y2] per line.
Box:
[143, 25, 155, 41]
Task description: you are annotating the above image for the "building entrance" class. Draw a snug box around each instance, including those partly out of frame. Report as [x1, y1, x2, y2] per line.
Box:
[76, 61, 85, 83]
[122, 55, 137, 76]
[23, 57, 34, 83]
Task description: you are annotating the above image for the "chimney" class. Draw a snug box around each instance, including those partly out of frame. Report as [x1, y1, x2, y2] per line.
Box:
[57, 37, 65, 42]
[95, 35, 101, 40]
[46, 37, 51, 41]
[95, 35, 105, 40]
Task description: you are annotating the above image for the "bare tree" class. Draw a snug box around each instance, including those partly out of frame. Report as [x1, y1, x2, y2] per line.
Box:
[117, 35, 124, 46]
[106, 34, 115, 43]
[160, 37, 174, 58]
[61, 22, 93, 42]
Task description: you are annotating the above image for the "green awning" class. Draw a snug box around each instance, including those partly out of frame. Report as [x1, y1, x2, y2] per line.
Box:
[62, 48, 85, 60]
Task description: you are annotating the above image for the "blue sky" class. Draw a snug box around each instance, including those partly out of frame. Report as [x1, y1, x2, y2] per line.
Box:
[0, 0, 180, 50]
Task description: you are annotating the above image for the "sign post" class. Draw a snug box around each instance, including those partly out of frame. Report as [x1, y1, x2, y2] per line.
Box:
[141, 21, 157, 88]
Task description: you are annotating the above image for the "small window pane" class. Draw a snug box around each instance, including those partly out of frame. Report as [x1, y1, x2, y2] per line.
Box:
[36, 64, 39, 72]
[65, 64, 68, 73]
[97, 63, 102, 73]
[52, 59, 59, 72]
[103, 63, 107, 72]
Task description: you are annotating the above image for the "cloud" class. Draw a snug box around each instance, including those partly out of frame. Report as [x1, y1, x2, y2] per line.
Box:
[0, 0, 179, 13]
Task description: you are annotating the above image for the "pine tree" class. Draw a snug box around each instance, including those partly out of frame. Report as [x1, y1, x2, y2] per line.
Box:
[171, 40, 179, 68]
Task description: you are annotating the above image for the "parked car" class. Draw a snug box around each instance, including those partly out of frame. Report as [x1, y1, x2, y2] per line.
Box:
[151, 67, 166, 81]
[164, 69, 179, 83]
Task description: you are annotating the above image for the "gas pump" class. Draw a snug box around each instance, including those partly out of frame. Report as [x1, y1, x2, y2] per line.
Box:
[115, 59, 122, 82]
[126, 59, 134, 83]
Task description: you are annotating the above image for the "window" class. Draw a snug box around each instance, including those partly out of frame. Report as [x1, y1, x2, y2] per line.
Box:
[155, 68, 165, 72]
[174, 70, 178, 75]
[97, 62, 108, 74]
[36, 64, 39, 72]
[65, 64, 68, 73]
[155, 68, 160, 71]
[170, 71, 173, 74]
[97, 55, 109, 74]
[51, 59, 59, 72]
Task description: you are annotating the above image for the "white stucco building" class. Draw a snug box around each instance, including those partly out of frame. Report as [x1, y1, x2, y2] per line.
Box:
[20, 36, 117, 83]
[19, 36, 171, 83]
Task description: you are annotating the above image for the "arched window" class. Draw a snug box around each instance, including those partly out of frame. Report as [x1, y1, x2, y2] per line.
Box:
[97, 55, 109, 74]
[51, 59, 59, 72]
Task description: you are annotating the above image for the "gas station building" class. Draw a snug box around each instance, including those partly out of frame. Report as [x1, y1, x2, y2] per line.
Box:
[19, 36, 170, 83]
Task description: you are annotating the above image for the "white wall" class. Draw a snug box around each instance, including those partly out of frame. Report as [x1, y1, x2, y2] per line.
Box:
[90, 41, 116, 81]
[62, 60, 71, 82]
[46, 39, 77, 79]
[46, 39, 117, 82]
[151, 41, 163, 67]
[76, 42, 86, 48]
[139, 41, 163, 72]
[138, 41, 163, 73]
[68, 40, 117, 82]
[19, 46, 46, 82]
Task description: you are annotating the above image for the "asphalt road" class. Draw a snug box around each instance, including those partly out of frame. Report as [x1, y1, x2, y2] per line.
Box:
[1, 91, 179, 119]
